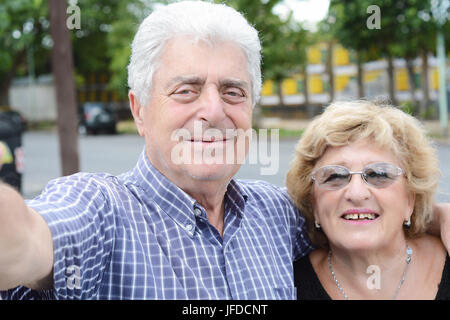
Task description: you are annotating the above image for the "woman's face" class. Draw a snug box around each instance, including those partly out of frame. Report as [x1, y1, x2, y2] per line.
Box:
[311, 140, 415, 252]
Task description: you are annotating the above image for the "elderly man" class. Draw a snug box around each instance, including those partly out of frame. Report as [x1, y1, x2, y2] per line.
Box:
[0, 1, 448, 300]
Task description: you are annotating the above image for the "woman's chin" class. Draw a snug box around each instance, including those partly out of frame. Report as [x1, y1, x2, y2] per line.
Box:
[331, 235, 383, 253]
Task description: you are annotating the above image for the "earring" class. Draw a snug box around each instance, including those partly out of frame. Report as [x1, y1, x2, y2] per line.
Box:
[314, 221, 321, 229]
[404, 218, 411, 228]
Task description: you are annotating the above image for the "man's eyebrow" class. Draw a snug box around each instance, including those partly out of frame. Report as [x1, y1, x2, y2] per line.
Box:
[165, 75, 205, 89]
[219, 79, 250, 90]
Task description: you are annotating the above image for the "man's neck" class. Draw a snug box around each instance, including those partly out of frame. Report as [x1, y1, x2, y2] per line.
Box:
[184, 183, 228, 237]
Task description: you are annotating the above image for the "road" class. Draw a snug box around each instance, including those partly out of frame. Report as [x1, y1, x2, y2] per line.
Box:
[21, 131, 450, 203]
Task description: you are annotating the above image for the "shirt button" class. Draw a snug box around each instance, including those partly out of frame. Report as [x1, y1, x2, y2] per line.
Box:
[193, 208, 202, 217]
[186, 223, 194, 231]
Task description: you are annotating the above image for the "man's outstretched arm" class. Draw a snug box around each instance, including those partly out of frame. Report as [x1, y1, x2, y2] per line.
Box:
[0, 182, 53, 291]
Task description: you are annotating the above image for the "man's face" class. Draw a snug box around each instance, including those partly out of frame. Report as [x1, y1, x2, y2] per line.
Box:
[133, 37, 253, 187]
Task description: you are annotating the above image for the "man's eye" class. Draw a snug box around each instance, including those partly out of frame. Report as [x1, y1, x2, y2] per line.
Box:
[174, 89, 193, 95]
[222, 88, 246, 103]
[224, 89, 243, 97]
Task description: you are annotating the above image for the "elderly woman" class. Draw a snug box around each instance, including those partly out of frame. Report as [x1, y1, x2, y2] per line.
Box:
[287, 101, 450, 300]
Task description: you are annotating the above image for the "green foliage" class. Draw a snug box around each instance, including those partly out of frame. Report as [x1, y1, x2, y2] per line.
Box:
[0, 0, 152, 102]
[328, 0, 440, 61]
[400, 101, 414, 115]
[106, 1, 152, 99]
[72, 0, 152, 99]
[217, 0, 309, 84]
[0, 0, 49, 77]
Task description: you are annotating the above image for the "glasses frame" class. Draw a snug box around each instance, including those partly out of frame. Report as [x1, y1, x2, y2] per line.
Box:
[310, 162, 405, 190]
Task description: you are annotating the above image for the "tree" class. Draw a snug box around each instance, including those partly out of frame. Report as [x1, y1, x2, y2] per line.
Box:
[263, 15, 309, 107]
[216, 0, 309, 108]
[328, 1, 383, 100]
[0, 0, 149, 176]
[315, 20, 338, 102]
[49, 0, 79, 175]
[0, 0, 50, 106]
[328, 0, 441, 113]
[389, 1, 437, 116]
[106, 1, 152, 100]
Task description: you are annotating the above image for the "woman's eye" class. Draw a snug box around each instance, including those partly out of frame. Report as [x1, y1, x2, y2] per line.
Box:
[366, 170, 387, 178]
[324, 173, 347, 182]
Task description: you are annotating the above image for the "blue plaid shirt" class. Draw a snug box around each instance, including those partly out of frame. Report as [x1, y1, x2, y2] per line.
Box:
[1, 150, 311, 300]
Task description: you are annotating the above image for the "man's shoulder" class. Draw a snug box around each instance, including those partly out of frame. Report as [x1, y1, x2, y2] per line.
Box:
[31, 171, 129, 206]
[237, 179, 287, 194]
[236, 179, 292, 206]
[52, 171, 108, 181]
[46, 171, 123, 189]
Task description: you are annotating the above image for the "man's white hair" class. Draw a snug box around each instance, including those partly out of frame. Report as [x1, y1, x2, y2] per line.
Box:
[127, 1, 262, 108]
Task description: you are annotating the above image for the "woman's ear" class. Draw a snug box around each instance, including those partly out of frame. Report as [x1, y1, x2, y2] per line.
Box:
[309, 191, 320, 226]
[405, 191, 416, 222]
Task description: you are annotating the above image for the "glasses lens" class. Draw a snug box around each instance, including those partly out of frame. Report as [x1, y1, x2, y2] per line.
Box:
[313, 165, 350, 190]
[363, 162, 402, 188]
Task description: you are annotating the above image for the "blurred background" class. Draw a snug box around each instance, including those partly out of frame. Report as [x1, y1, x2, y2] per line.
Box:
[0, 0, 449, 201]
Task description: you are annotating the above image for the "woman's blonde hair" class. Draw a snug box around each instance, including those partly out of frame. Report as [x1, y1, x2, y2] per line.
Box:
[286, 100, 440, 248]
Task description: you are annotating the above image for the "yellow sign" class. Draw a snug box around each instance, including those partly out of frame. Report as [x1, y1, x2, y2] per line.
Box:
[307, 47, 322, 65]
[282, 79, 298, 95]
[396, 69, 409, 91]
[310, 75, 323, 94]
[334, 46, 350, 66]
[261, 80, 274, 96]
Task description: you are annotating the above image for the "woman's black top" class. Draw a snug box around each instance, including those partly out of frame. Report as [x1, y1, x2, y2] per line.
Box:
[294, 253, 450, 300]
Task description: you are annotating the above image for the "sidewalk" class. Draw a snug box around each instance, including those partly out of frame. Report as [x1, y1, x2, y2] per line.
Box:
[260, 117, 450, 144]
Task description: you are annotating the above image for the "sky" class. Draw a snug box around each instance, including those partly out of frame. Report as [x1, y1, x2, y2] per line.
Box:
[273, 0, 331, 30]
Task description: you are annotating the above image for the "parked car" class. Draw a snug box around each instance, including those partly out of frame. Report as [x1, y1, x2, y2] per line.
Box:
[0, 109, 24, 192]
[78, 102, 117, 135]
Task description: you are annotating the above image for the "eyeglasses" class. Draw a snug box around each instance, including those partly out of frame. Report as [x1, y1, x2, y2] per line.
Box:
[311, 162, 405, 190]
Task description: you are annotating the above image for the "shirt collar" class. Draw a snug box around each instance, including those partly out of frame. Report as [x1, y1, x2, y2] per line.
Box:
[130, 150, 248, 235]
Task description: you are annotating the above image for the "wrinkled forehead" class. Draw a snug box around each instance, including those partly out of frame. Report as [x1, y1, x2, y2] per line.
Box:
[154, 36, 252, 85]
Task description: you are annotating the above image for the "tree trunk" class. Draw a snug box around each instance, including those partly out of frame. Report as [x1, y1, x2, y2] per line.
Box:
[405, 57, 418, 114]
[357, 52, 365, 98]
[49, 0, 79, 176]
[327, 40, 335, 102]
[420, 51, 430, 118]
[276, 79, 285, 107]
[303, 66, 314, 118]
[387, 55, 397, 106]
[0, 80, 11, 106]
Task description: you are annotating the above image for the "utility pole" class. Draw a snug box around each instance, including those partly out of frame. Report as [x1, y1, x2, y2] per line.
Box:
[431, 0, 449, 137]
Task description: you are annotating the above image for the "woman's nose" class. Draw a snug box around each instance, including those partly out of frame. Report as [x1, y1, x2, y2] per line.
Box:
[343, 173, 371, 203]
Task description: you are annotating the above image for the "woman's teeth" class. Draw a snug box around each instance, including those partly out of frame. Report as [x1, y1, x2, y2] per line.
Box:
[343, 213, 377, 220]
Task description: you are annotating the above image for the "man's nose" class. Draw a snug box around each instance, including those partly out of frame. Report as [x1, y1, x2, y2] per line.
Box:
[343, 174, 371, 203]
[197, 87, 226, 125]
